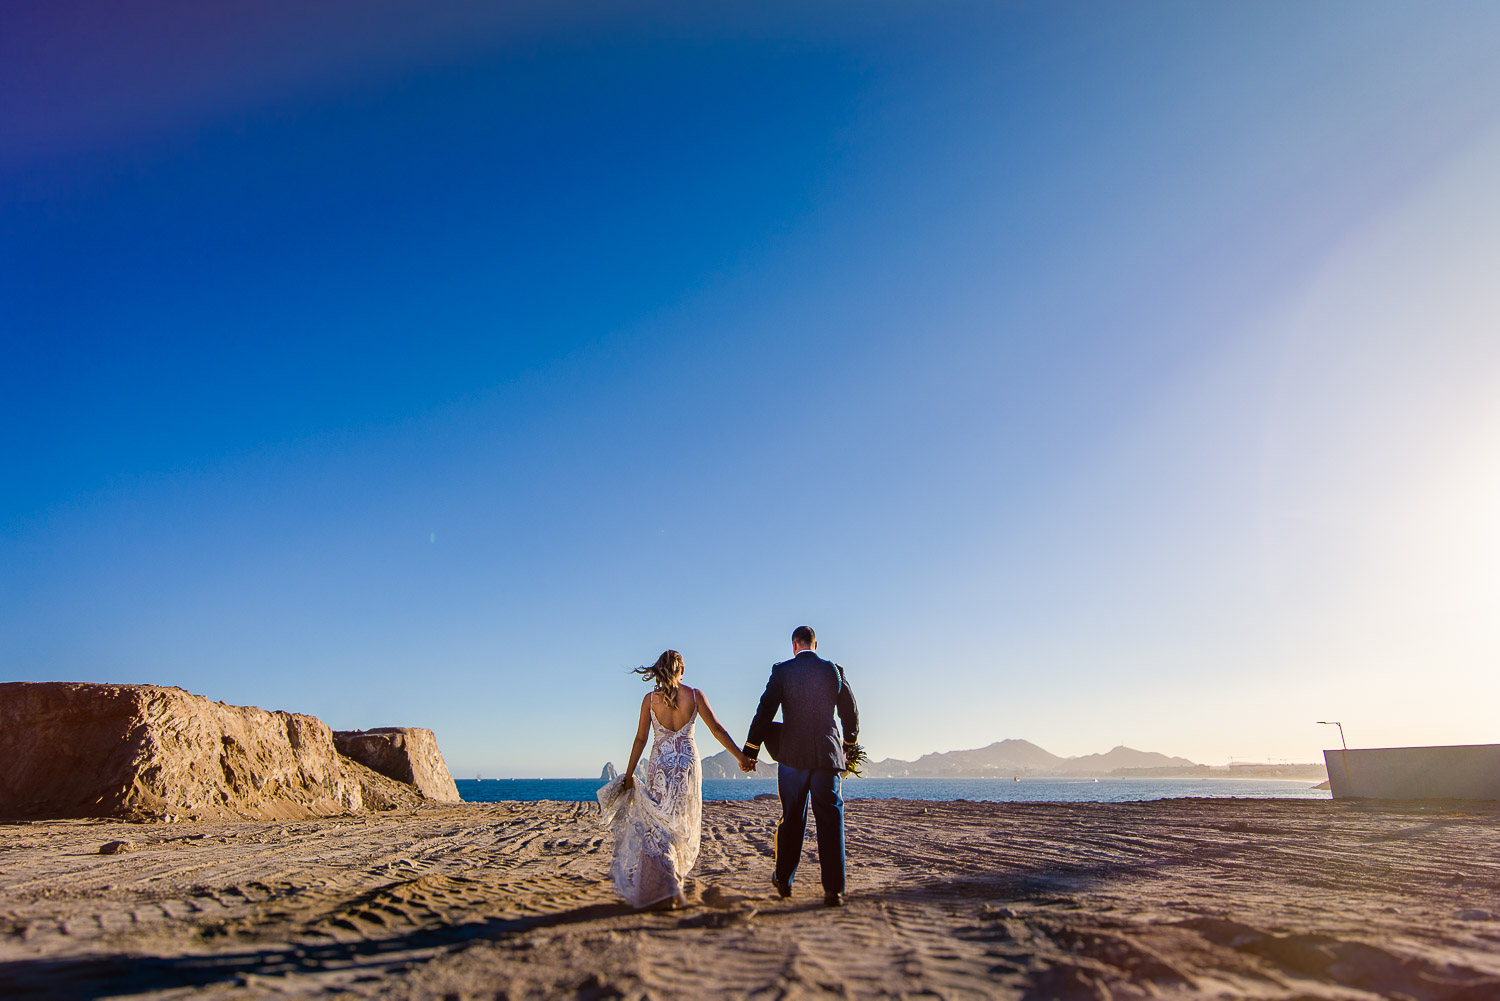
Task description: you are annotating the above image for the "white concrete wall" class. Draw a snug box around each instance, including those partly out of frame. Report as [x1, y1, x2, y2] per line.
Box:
[1324, 744, 1500, 800]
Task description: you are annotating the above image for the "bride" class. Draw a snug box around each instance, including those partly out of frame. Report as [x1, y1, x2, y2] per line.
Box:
[597, 650, 754, 908]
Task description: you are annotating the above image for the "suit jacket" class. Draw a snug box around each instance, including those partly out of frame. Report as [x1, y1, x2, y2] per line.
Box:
[744, 652, 859, 772]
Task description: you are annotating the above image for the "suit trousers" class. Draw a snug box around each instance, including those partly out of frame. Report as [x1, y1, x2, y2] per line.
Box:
[774, 765, 845, 894]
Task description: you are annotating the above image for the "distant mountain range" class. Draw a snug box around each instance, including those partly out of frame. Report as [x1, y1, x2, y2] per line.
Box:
[697, 739, 1200, 780]
[700, 754, 775, 780]
[623, 739, 1326, 782]
[863, 740, 1199, 777]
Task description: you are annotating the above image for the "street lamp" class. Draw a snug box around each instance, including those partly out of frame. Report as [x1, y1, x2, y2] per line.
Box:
[1317, 721, 1351, 796]
[1316, 721, 1347, 749]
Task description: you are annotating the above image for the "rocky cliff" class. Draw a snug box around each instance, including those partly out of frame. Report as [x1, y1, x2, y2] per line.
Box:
[0, 682, 453, 822]
[334, 728, 460, 803]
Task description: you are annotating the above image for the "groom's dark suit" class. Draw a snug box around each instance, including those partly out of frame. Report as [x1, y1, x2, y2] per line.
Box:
[743, 650, 859, 896]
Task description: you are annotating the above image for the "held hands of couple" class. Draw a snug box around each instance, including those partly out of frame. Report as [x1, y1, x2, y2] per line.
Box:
[736, 752, 757, 773]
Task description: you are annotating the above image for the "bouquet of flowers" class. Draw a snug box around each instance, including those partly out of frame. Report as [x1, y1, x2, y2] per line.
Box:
[841, 741, 868, 778]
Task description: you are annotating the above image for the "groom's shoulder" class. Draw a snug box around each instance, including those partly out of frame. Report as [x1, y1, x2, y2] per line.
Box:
[775, 654, 835, 671]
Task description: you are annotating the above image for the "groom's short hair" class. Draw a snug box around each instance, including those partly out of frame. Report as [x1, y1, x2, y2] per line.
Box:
[792, 625, 815, 647]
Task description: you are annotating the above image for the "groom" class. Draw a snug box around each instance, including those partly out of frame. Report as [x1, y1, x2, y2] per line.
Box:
[741, 625, 860, 907]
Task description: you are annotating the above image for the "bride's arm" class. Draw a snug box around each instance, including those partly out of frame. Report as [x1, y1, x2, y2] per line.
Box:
[622, 694, 651, 788]
[694, 689, 754, 768]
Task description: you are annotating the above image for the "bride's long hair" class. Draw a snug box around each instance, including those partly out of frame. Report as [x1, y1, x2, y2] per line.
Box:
[634, 650, 685, 709]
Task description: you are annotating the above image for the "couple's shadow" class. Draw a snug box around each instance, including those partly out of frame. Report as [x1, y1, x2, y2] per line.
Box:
[0, 901, 625, 1000]
[0, 884, 800, 1000]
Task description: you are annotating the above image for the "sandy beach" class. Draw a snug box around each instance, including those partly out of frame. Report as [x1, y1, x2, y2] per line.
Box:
[4, 797, 1500, 999]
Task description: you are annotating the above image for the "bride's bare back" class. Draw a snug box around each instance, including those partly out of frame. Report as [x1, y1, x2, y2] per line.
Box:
[650, 687, 696, 731]
[645, 686, 740, 750]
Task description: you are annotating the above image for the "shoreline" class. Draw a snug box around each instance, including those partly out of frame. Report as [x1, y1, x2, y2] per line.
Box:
[461, 775, 1327, 782]
[456, 775, 1333, 806]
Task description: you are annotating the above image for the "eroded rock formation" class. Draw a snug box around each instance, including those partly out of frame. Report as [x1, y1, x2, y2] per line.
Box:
[333, 728, 461, 803]
[0, 682, 449, 821]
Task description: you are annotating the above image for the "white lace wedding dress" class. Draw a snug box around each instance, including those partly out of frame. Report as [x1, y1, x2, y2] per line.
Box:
[596, 699, 703, 908]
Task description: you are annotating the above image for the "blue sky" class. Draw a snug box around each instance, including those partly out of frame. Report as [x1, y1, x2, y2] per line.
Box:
[4, 2, 1499, 776]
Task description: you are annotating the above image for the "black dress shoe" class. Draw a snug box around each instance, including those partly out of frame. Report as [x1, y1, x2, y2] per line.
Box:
[824, 891, 844, 907]
[773, 877, 792, 899]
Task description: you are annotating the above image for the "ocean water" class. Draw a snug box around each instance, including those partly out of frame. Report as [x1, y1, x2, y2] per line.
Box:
[456, 776, 1330, 804]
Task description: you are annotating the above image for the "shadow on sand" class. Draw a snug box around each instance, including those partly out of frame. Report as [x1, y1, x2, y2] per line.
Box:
[881, 840, 1259, 907]
[0, 901, 634, 1000]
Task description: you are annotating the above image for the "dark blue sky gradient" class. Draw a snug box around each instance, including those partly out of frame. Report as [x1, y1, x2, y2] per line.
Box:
[5, 26, 874, 497]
